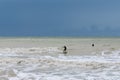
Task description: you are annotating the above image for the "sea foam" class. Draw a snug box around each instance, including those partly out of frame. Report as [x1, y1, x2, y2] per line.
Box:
[0, 49, 120, 80]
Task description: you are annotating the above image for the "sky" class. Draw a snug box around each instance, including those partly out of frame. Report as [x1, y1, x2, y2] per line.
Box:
[0, 0, 120, 37]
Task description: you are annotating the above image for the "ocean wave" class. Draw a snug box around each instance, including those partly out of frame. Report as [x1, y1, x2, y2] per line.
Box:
[0, 47, 62, 55]
[101, 50, 120, 56]
[0, 55, 120, 80]
[0, 48, 120, 80]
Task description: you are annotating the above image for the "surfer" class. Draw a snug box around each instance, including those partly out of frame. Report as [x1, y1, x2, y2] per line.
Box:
[63, 46, 67, 54]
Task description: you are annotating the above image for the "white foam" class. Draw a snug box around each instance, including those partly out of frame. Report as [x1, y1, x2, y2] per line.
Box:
[0, 49, 120, 80]
[0, 47, 62, 57]
[102, 50, 120, 56]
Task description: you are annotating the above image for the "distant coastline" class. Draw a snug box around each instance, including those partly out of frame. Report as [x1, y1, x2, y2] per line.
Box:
[0, 36, 120, 39]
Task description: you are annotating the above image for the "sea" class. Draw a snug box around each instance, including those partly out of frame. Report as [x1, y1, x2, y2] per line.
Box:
[0, 37, 120, 80]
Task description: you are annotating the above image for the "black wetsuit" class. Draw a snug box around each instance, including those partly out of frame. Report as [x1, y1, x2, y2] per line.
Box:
[63, 46, 67, 51]
[92, 44, 94, 47]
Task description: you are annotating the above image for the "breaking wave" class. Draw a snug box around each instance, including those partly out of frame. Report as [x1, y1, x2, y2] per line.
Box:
[0, 48, 120, 80]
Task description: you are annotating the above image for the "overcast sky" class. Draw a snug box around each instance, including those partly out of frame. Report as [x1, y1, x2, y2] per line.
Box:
[0, 0, 120, 37]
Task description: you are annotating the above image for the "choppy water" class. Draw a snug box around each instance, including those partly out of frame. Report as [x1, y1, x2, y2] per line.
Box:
[0, 38, 120, 80]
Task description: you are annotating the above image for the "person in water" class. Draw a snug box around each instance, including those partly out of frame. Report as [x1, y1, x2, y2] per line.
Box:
[63, 46, 67, 54]
[92, 43, 94, 47]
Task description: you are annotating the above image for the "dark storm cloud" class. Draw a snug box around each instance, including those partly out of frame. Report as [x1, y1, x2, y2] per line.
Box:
[0, 0, 120, 36]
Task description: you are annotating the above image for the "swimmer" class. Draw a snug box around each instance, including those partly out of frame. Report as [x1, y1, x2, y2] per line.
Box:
[92, 43, 94, 47]
[63, 46, 67, 54]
